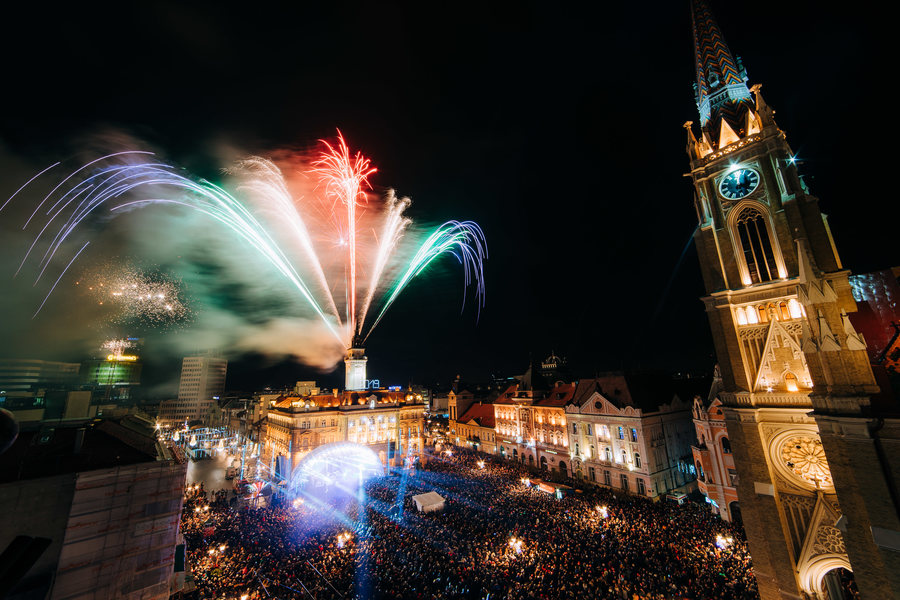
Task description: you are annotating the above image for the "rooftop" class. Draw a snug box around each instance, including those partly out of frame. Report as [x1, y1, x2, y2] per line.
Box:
[0, 416, 161, 484]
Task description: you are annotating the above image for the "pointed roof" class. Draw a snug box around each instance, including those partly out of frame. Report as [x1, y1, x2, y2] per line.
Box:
[691, 0, 753, 145]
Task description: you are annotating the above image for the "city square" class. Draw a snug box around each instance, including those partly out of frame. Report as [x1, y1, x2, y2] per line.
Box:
[1, 1, 898, 599]
[181, 450, 756, 599]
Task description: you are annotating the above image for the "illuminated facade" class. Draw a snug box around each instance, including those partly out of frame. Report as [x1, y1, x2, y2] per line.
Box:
[690, 367, 740, 521]
[344, 346, 367, 391]
[494, 382, 574, 475]
[451, 402, 498, 455]
[685, 1, 899, 597]
[262, 388, 425, 478]
[565, 375, 698, 499]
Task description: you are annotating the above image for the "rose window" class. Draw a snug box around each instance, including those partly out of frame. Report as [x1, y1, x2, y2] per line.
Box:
[780, 437, 833, 488]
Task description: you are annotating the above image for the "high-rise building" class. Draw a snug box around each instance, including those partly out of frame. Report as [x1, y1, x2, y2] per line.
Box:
[685, 1, 899, 597]
[158, 355, 227, 425]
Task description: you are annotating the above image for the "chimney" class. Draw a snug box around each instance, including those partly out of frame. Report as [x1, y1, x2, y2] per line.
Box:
[73, 428, 85, 454]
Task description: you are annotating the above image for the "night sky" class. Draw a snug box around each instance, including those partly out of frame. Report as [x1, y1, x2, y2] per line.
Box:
[0, 1, 895, 393]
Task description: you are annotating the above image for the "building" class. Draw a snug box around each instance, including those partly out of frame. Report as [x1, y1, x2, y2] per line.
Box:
[344, 344, 367, 391]
[685, 1, 900, 597]
[565, 374, 699, 499]
[0, 415, 188, 599]
[493, 364, 575, 475]
[0, 359, 81, 395]
[0, 359, 81, 417]
[81, 357, 142, 403]
[261, 386, 426, 478]
[691, 367, 740, 521]
[453, 401, 498, 455]
[158, 355, 227, 425]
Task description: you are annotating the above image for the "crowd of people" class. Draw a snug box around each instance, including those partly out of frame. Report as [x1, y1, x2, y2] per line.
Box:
[181, 449, 759, 599]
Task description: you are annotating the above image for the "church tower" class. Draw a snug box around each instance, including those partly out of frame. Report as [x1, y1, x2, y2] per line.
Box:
[685, 1, 900, 598]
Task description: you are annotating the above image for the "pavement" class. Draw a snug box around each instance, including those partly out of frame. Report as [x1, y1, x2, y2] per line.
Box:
[186, 450, 258, 494]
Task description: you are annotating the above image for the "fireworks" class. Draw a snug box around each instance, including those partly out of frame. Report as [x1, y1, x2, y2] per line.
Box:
[78, 266, 189, 325]
[2, 133, 487, 348]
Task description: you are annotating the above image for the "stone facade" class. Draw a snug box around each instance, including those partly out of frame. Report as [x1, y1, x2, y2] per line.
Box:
[565, 375, 698, 499]
[261, 389, 426, 478]
[685, 2, 900, 597]
[691, 369, 741, 521]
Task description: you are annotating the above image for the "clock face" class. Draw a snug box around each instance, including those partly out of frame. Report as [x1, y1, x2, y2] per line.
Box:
[719, 168, 760, 200]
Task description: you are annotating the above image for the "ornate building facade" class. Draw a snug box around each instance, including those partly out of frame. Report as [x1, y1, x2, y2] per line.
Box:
[691, 367, 740, 521]
[685, 2, 900, 598]
[452, 401, 499, 455]
[261, 388, 425, 478]
[494, 381, 574, 475]
[565, 374, 698, 499]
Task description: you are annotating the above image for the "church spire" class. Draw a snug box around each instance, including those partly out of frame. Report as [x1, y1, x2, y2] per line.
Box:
[691, 0, 753, 144]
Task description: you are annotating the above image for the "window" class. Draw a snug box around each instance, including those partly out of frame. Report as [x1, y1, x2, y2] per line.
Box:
[620, 474, 629, 491]
[630, 428, 638, 442]
[784, 372, 799, 392]
[779, 301, 790, 320]
[634, 453, 641, 468]
[618, 426, 625, 440]
[604, 470, 611, 486]
[605, 447, 612, 462]
[621, 449, 627, 464]
[573, 423, 577, 434]
[696, 461, 705, 482]
[637, 478, 646, 495]
[721, 437, 731, 454]
[589, 467, 596, 481]
[586, 424, 592, 435]
[575, 442, 580, 456]
[735, 206, 777, 284]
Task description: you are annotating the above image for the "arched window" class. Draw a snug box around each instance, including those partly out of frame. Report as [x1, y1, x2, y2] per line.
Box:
[779, 301, 790, 320]
[605, 447, 612, 462]
[788, 299, 803, 319]
[784, 372, 799, 392]
[757, 305, 768, 323]
[634, 452, 642, 468]
[735, 206, 778, 284]
[696, 461, 705, 481]
[735, 307, 748, 325]
[747, 306, 759, 324]
[721, 437, 731, 454]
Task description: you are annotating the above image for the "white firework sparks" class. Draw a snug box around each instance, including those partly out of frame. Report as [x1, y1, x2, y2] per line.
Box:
[77, 266, 190, 325]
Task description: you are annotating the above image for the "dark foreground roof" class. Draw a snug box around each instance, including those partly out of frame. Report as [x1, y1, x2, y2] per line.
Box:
[0, 418, 159, 484]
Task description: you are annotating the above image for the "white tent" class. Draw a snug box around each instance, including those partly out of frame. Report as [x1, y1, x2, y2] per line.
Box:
[412, 491, 446, 513]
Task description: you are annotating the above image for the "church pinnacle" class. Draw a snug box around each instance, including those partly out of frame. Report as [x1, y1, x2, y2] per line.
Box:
[691, 0, 754, 147]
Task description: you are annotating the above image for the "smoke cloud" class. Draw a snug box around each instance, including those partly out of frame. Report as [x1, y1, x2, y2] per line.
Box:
[0, 134, 346, 375]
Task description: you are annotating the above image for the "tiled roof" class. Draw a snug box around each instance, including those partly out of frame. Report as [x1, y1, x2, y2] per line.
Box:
[458, 402, 496, 429]
[534, 383, 576, 407]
